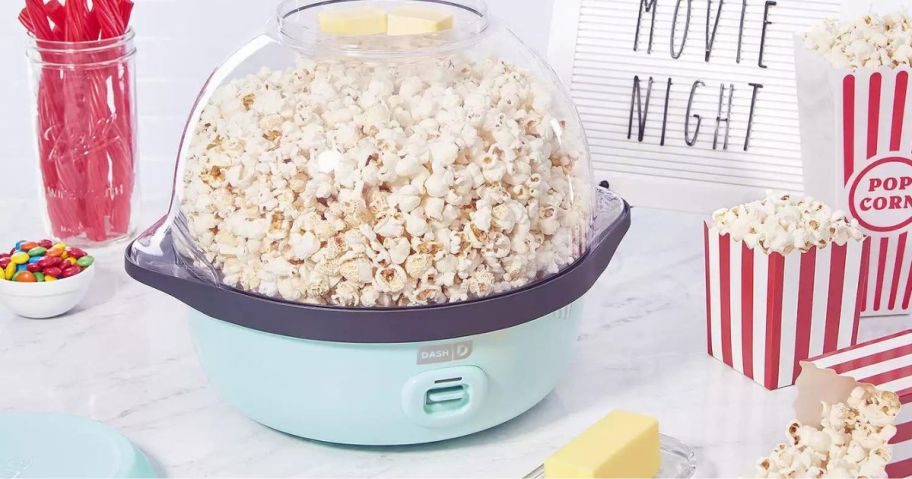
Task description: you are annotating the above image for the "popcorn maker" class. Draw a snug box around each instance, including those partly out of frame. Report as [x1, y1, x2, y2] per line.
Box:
[126, 0, 630, 445]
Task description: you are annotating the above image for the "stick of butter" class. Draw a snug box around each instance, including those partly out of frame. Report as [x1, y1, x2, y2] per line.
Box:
[319, 6, 388, 36]
[544, 410, 661, 479]
[387, 5, 454, 36]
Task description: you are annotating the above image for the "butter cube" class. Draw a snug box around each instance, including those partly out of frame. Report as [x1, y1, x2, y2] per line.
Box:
[387, 5, 454, 36]
[319, 6, 388, 36]
[544, 410, 660, 479]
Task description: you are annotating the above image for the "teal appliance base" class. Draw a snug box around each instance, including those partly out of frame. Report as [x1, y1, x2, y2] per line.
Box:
[189, 301, 582, 446]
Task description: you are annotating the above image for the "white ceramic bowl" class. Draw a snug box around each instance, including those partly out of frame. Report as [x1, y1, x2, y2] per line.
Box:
[0, 266, 95, 319]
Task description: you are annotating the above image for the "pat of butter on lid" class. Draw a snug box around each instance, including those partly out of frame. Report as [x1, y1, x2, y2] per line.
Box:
[319, 6, 388, 36]
[544, 410, 661, 479]
[387, 5, 454, 36]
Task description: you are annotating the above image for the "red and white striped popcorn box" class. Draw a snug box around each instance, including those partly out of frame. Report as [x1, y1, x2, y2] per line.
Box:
[795, 330, 912, 478]
[796, 41, 912, 317]
[704, 222, 871, 390]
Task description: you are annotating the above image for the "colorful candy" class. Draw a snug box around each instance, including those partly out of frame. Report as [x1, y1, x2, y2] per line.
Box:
[43, 267, 63, 278]
[13, 271, 37, 283]
[3, 263, 15, 280]
[61, 267, 82, 278]
[0, 240, 94, 283]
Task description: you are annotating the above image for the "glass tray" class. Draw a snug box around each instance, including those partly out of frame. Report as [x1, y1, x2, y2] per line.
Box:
[523, 434, 697, 479]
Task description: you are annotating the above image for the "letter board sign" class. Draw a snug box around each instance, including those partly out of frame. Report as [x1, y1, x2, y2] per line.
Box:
[548, 0, 842, 211]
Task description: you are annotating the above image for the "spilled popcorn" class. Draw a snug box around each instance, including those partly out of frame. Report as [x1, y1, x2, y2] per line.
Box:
[805, 12, 912, 69]
[181, 56, 591, 307]
[756, 386, 901, 479]
[712, 193, 863, 255]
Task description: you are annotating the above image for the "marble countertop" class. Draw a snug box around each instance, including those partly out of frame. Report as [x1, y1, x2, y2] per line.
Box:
[0, 199, 909, 478]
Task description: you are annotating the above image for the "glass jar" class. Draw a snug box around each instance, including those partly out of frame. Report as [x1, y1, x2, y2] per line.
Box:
[134, 0, 598, 308]
[26, 30, 139, 247]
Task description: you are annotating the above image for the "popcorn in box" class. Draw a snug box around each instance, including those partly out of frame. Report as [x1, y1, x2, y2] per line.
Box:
[704, 194, 869, 390]
[795, 330, 912, 478]
[757, 385, 901, 478]
[796, 12, 912, 317]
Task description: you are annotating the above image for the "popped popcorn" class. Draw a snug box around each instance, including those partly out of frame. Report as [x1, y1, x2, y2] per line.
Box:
[805, 12, 912, 68]
[181, 56, 592, 307]
[756, 386, 901, 479]
[712, 192, 864, 255]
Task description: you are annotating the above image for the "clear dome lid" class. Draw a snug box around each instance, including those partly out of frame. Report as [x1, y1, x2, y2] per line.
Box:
[133, 0, 602, 309]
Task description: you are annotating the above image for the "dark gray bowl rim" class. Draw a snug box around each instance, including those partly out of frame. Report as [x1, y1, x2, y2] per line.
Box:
[124, 199, 630, 344]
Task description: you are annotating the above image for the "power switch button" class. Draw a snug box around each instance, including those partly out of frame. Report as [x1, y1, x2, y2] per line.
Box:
[402, 366, 488, 428]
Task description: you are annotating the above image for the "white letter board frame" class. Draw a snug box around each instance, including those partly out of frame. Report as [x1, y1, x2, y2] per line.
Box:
[548, 0, 843, 212]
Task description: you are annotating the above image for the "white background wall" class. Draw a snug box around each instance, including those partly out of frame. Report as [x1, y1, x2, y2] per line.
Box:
[3, 0, 910, 210]
[0, 0, 554, 206]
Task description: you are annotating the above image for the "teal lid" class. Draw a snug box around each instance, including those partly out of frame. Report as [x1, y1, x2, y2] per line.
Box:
[0, 413, 156, 478]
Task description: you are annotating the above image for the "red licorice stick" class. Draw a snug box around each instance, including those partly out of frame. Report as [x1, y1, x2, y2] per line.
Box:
[63, 0, 87, 42]
[94, 0, 124, 38]
[32, 41, 73, 237]
[43, 0, 65, 39]
[18, 8, 33, 31]
[85, 10, 99, 40]
[106, 0, 136, 237]
[95, 0, 134, 236]
[24, 0, 53, 39]
[44, 0, 65, 27]
[120, 1, 134, 29]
